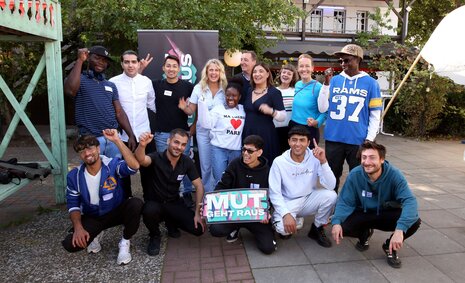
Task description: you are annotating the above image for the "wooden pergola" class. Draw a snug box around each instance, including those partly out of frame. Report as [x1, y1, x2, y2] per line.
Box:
[0, 0, 67, 203]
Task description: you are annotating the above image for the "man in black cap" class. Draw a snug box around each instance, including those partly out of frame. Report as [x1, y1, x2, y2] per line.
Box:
[64, 46, 137, 158]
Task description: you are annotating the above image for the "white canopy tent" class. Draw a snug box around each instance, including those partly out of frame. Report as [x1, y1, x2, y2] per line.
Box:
[382, 5, 465, 119]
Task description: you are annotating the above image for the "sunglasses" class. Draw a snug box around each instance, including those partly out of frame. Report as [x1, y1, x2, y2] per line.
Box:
[338, 58, 352, 64]
[241, 147, 258, 154]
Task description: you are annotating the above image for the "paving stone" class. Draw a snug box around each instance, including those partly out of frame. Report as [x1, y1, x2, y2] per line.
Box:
[253, 265, 321, 283]
[418, 210, 465, 228]
[314, 261, 388, 283]
[421, 194, 465, 209]
[407, 229, 465, 255]
[426, 253, 465, 283]
[437, 227, 465, 247]
[371, 256, 453, 283]
[242, 230, 309, 268]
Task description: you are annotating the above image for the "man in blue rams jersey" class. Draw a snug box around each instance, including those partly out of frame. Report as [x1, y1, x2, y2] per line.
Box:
[318, 44, 382, 192]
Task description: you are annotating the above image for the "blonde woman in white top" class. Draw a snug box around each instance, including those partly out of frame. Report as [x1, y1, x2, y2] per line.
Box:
[179, 59, 227, 192]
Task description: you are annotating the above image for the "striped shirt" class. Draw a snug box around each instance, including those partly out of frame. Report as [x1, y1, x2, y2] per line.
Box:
[75, 73, 119, 136]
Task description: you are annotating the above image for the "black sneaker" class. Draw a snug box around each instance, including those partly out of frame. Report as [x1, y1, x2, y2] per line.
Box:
[147, 236, 161, 256]
[226, 229, 239, 243]
[355, 228, 374, 251]
[183, 193, 194, 208]
[279, 234, 292, 240]
[308, 223, 332, 248]
[167, 227, 181, 238]
[382, 240, 402, 268]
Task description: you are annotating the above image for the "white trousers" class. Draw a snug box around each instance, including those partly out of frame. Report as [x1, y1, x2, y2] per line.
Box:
[272, 189, 337, 236]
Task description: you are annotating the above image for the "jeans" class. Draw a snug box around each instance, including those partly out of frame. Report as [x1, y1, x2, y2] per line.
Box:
[96, 136, 122, 159]
[211, 146, 241, 191]
[154, 131, 193, 194]
[196, 127, 215, 192]
[325, 140, 360, 193]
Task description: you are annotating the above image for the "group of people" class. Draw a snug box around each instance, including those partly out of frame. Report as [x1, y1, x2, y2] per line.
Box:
[61, 43, 421, 269]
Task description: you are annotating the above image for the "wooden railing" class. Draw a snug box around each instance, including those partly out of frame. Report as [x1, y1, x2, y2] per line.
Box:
[0, 0, 61, 40]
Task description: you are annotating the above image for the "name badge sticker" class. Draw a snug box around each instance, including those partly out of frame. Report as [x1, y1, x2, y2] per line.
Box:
[177, 174, 185, 181]
[102, 193, 113, 201]
[366, 192, 373, 198]
[164, 90, 172, 96]
[104, 86, 113, 92]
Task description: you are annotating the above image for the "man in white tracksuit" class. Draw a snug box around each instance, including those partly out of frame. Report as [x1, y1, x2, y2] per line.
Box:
[269, 125, 337, 247]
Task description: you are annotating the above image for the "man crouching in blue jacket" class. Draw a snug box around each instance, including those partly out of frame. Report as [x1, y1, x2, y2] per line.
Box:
[62, 129, 143, 265]
[331, 141, 421, 269]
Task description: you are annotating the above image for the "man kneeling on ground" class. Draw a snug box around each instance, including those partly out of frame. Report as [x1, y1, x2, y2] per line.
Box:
[135, 129, 205, 256]
[209, 135, 276, 254]
[269, 125, 337, 247]
[331, 141, 421, 268]
[62, 129, 143, 265]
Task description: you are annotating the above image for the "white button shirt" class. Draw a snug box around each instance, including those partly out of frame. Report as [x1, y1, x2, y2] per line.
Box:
[110, 73, 156, 142]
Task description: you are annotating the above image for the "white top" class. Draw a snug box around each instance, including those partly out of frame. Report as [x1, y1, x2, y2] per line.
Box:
[197, 100, 245, 150]
[268, 148, 336, 217]
[189, 84, 225, 129]
[84, 168, 102, 205]
[109, 73, 156, 142]
[274, 87, 295, 128]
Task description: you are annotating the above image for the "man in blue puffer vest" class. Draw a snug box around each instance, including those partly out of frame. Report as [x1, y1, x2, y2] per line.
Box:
[62, 129, 143, 265]
[331, 141, 421, 269]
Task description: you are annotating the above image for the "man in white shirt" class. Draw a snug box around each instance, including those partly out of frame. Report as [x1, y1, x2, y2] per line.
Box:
[110, 50, 156, 197]
[269, 125, 337, 247]
[110, 50, 156, 150]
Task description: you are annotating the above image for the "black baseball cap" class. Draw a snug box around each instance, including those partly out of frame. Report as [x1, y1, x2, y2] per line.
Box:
[89, 45, 114, 62]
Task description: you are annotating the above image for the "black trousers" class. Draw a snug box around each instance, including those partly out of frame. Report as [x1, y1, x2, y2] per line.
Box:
[341, 209, 421, 242]
[288, 120, 319, 149]
[325, 140, 360, 193]
[142, 199, 204, 238]
[62, 197, 144, 252]
[209, 222, 275, 254]
[121, 139, 156, 198]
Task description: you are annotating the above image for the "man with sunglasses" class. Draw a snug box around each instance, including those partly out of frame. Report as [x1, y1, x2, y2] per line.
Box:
[269, 126, 337, 247]
[318, 44, 382, 193]
[209, 135, 276, 254]
[62, 129, 143, 265]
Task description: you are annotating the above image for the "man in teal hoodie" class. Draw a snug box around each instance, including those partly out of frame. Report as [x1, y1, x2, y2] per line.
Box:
[331, 141, 420, 268]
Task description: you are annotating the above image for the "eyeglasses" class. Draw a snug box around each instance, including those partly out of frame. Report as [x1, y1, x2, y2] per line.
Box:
[338, 58, 352, 64]
[241, 147, 258, 154]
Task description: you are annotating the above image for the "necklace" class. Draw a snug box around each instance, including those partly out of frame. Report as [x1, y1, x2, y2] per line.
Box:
[253, 88, 268, 95]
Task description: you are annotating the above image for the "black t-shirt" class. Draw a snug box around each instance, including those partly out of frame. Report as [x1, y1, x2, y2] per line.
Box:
[152, 79, 194, 132]
[143, 151, 200, 202]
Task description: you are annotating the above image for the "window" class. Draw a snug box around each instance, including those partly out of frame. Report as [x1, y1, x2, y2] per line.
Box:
[356, 11, 368, 32]
[309, 9, 323, 33]
[333, 10, 345, 33]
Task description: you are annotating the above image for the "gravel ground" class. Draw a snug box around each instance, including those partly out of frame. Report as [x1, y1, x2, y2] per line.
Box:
[1, 141, 167, 282]
[0, 209, 167, 282]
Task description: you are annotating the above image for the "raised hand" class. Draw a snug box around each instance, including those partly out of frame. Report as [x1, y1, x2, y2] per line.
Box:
[312, 138, 327, 163]
[77, 48, 89, 62]
[102, 129, 120, 142]
[138, 132, 154, 147]
[139, 53, 153, 73]
[324, 68, 333, 85]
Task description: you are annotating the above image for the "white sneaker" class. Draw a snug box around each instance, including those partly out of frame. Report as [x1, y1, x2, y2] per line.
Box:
[117, 239, 132, 265]
[296, 217, 304, 230]
[87, 231, 104, 254]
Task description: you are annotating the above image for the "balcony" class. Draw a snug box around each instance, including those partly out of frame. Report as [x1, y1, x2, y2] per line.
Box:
[0, 0, 62, 41]
[263, 13, 400, 42]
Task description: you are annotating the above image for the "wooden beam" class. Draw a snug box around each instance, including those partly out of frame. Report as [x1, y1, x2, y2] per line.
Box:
[384, 0, 404, 23]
